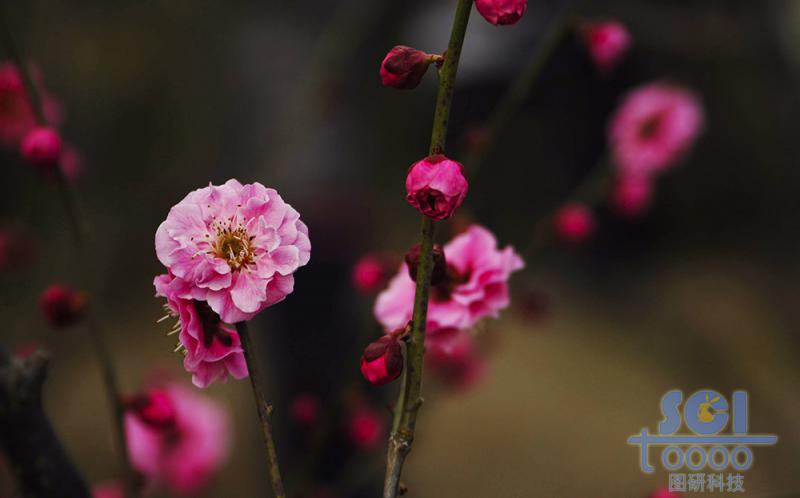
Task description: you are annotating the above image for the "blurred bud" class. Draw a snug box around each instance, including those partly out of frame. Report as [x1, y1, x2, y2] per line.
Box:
[554, 203, 595, 243]
[405, 243, 446, 286]
[611, 175, 653, 218]
[406, 155, 468, 221]
[20, 127, 62, 172]
[39, 284, 86, 328]
[61, 142, 84, 182]
[360, 335, 403, 386]
[347, 404, 384, 450]
[352, 255, 387, 294]
[290, 392, 321, 427]
[579, 20, 632, 73]
[475, 0, 527, 26]
[380, 46, 435, 90]
[92, 481, 124, 498]
[651, 489, 682, 498]
[125, 389, 177, 429]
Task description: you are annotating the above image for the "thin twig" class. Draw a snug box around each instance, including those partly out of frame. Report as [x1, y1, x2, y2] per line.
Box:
[0, 5, 136, 497]
[236, 321, 286, 498]
[383, 1, 473, 497]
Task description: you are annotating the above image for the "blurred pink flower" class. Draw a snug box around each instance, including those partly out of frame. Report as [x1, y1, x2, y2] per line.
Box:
[92, 481, 123, 498]
[425, 327, 486, 389]
[580, 20, 631, 72]
[405, 155, 468, 221]
[154, 272, 248, 388]
[554, 203, 595, 243]
[375, 225, 523, 331]
[609, 82, 704, 178]
[475, 0, 527, 26]
[0, 62, 61, 146]
[352, 255, 387, 293]
[155, 179, 310, 323]
[20, 126, 62, 172]
[347, 404, 384, 450]
[611, 175, 653, 218]
[39, 284, 86, 328]
[380, 46, 434, 90]
[60, 142, 83, 181]
[290, 392, 321, 427]
[126, 383, 230, 495]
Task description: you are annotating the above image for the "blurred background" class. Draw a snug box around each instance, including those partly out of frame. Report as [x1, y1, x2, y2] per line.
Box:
[1, 0, 800, 496]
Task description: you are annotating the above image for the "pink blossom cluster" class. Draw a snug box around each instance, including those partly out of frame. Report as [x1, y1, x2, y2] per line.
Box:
[125, 383, 231, 495]
[154, 179, 310, 387]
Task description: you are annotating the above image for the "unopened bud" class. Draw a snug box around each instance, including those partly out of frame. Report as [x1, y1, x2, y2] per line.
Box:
[21, 127, 62, 172]
[360, 335, 403, 386]
[380, 46, 436, 90]
[405, 243, 446, 286]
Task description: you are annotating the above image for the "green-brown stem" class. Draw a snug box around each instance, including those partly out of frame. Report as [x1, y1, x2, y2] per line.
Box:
[0, 5, 136, 497]
[236, 321, 286, 498]
[383, 1, 472, 497]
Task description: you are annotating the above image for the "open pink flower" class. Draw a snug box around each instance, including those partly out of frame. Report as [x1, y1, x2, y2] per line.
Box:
[580, 20, 631, 72]
[155, 179, 310, 323]
[609, 82, 704, 178]
[126, 383, 230, 495]
[0, 62, 61, 146]
[154, 273, 248, 388]
[375, 225, 523, 331]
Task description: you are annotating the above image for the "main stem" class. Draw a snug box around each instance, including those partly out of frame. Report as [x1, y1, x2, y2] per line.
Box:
[383, 1, 472, 497]
[0, 6, 136, 498]
[235, 322, 286, 498]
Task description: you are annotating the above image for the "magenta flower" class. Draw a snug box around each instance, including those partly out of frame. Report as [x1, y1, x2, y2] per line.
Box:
[0, 62, 61, 147]
[155, 179, 310, 324]
[554, 203, 595, 243]
[405, 155, 468, 221]
[347, 403, 385, 450]
[609, 82, 704, 178]
[352, 255, 387, 294]
[20, 127, 62, 172]
[475, 0, 527, 26]
[380, 46, 436, 90]
[580, 20, 632, 72]
[126, 383, 230, 495]
[154, 272, 248, 388]
[374, 225, 523, 331]
[611, 175, 653, 218]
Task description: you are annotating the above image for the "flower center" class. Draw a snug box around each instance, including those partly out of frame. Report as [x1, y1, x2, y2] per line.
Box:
[638, 114, 663, 140]
[214, 225, 253, 271]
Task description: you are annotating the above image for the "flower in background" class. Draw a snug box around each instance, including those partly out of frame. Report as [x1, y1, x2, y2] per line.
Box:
[380, 46, 438, 90]
[609, 82, 704, 178]
[375, 225, 523, 331]
[352, 255, 388, 294]
[92, 482, 123, 498]
[346, 403, 385, 450]
[155, 179, 310, 324]
[290, 392, 321, 427]
[405, 155, 468, 221]
[475, 0, 527, 26]
[39, 284, 86, 328]
[651, 489, 682, 498]
[0, 62, 61, 146]
[553, 203, 595, 243]
[611, 175, 653, 218]
[425, 327, 485, 389]
[60, 142, 84, 181]
[580, 20, 632, 72]
[126, 383, 230, 495]
[154, 272, 248, 388]
[20, 126, 62, 173]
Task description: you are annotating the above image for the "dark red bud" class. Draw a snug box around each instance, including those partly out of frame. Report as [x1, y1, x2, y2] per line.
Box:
[39, 284, 86, 328]
[405, 243, 446, 286]
[360, 335, 403, 386]
[380, 46, 433, 90]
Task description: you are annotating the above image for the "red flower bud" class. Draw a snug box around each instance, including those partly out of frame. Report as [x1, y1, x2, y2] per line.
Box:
[405, 243, 446, 286]
[360, 335, 403, 386]
[475, 0, 527, 26]
[380, 46, 434, 90]
[554, 203, 595, 243]
[611, 175, 653, 218]
[20, 127, 62, 172]
[352, 255, 387, 294]
[347, 404, 384, 450]
[405, 155, 468, 221]
[39, 284, 86, 328]
[125, 389, 177, 429]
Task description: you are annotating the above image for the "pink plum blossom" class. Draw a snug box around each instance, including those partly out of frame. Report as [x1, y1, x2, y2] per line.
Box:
[374, 225, 523, 331]
[405, 155, 468, 221]
[554, 203, 595, 243]
[154, 272, 248, 388]
[0, 62, 61, 146]
[125, 383, 230, 495]
[609, 82, 704, 178]
[475, 0, 527, 26]
[580, 20, 632, 72]
[155, 179, 310, 323]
